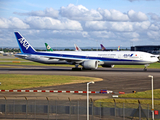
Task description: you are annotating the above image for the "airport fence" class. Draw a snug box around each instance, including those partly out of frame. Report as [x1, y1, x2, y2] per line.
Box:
[0, 99, 160, 120]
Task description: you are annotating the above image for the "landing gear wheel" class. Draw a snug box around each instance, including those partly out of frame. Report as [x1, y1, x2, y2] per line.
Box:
[144, 68, 147, 71]
[143, 64, 149, 71]
[72, 68, 82, 71]
[82, 67, 91, 70]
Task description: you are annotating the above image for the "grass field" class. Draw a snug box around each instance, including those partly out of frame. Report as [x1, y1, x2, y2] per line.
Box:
[94, 98, 160, 109]
[0, 74, 100, 90]
[94, 89, 160, 108]
[119, 89, 160, 99]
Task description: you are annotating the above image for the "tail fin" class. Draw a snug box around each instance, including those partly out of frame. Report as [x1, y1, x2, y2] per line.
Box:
[117, 46, 120, 51]
[45, 43, 53, 51]
[14, 32, 36, 53]
[100, 44, 106, 51]
[74, 44, 82, 51]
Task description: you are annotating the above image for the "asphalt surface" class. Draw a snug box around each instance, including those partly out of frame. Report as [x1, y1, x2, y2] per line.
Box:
[0, 64, 160, 101]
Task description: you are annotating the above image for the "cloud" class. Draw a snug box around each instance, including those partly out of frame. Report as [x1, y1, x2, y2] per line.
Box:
[149, 24, 159, 30]
[128, 10, 148, 21]
[85, 21, 151, 32]
[0, 17, 30, 29]
[148, 13, 160, 21]
[0, 3, 159, 47]
[25, 16, 83, 30]
[98, 8, 129, 21]
[133, 21, 150, 30]
[14, 8, 59, 18]
[147, 31, 160, 40]
[130, 38, 139, 41]
[60, 4, 102, 21]
[0, 16, 83, 31]
[13, 4, 149, 23]
[89, 31, 115, 39]
[121, 32, 139, 38]
[85, 21, 108, 30]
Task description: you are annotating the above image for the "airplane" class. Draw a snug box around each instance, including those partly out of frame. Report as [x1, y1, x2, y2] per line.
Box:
[45, 43, 53, 51]
[44, 43, 82, 64]
[0, 51, 4, 54]
[74, 44, 82, 51]
[45, 43, 82, 51]
[100, 44, 120, 51]
[100, 44, 113, 51]
[117, 46, 120, 51]
[14, 32, 159, 71]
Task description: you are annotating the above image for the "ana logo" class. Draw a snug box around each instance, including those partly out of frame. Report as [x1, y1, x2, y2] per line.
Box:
[47, 45, 51, 50]
[123, 54, 134, 57]
[18, 37, 30, 50]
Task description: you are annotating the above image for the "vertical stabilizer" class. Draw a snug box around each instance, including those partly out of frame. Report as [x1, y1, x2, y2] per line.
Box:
[100, 44, 107, 51]
[45, 43, 53, 51]
[74, 44, 82, 51]
[117, 46, 120, 51]
[14, 32, 36, 53]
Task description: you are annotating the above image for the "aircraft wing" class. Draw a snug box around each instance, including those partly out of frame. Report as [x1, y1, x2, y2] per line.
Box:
[46, 56, 84, 63]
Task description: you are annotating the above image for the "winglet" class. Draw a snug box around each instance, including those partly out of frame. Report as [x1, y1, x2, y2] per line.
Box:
[14, 32, 36, 53]
[45, 43, 53, 51]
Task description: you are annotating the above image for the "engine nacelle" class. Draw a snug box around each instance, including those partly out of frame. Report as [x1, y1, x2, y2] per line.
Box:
[82, 60, 98, 69]
[101, 64, 114, 68]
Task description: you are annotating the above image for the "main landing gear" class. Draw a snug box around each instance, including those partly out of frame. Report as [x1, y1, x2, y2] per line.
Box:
[144, 64, 149, 71]
[72, 64, 82, 71]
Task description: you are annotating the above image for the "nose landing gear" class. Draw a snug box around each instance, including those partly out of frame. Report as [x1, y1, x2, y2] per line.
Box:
[144, 64, 149, 71]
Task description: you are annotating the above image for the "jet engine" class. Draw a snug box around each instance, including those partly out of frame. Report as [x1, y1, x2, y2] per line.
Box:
[82, 60, 98, 69]
[101, 64, 114, 68]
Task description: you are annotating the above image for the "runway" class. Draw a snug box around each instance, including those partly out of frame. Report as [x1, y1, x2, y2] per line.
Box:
[0, 64, 160, 100]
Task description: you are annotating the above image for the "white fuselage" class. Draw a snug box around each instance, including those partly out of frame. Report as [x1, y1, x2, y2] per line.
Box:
[15, 51, 159, 65]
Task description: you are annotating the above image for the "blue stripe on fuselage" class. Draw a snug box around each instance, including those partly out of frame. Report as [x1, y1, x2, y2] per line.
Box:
[23, 51, 144, 62]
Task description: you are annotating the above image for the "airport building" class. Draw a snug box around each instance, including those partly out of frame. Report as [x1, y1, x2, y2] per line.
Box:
[131, 45, 160, 55]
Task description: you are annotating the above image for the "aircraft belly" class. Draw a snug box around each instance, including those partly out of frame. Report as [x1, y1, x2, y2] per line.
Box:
[103, 61, 150, 65]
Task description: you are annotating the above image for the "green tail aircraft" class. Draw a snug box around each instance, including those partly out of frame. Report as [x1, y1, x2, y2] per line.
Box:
[45, 43, 53, 51]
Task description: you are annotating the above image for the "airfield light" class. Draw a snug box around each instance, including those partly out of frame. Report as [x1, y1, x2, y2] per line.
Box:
[148, 75, 154, 120]
[87, 81, 94, 120]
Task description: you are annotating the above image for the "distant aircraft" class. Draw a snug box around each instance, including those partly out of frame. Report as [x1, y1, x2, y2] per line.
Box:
[45, 43, 82, 51]
[100, 44, 120, 51]
[14, 32, 159, 71]
[74, 44, 82, 51]
[100, 44, 113, 51]
[0, 51, 4, 54]
[45, 43, 53, 51]
[117, 46, 120, 51]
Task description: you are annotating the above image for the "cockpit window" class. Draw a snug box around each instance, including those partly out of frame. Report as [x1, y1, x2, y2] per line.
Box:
[150, 56, 155, 58]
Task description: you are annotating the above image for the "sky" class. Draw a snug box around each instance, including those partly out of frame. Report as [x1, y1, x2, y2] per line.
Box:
[0, 0, 160, 48]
